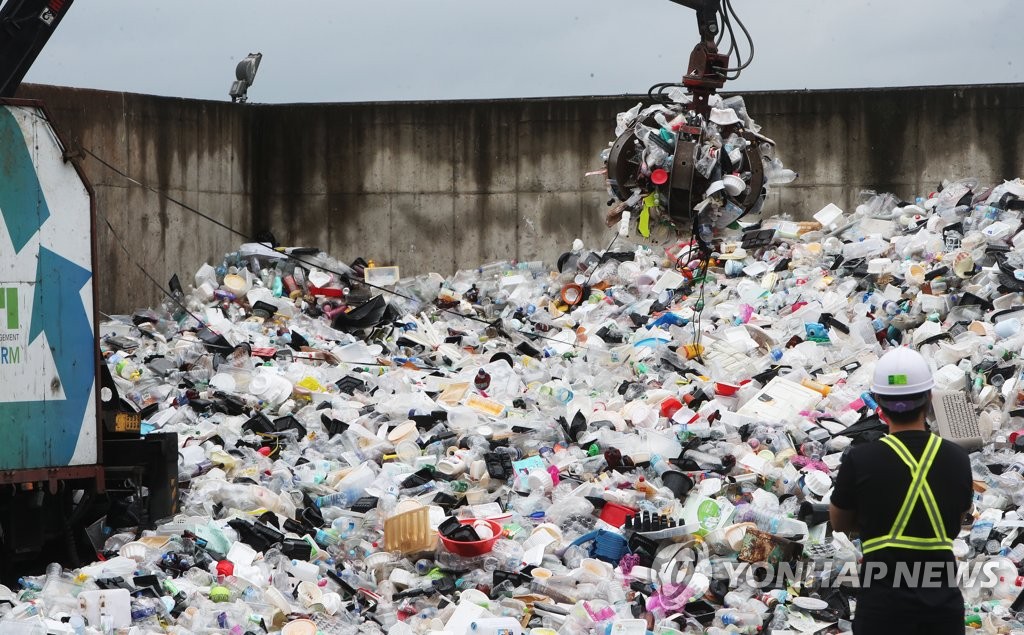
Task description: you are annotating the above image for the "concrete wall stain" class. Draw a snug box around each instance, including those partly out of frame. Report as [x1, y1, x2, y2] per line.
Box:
[14, 83, 1024, 313]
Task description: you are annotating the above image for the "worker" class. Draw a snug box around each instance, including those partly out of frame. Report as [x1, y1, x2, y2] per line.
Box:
[830, 347, 973, 635]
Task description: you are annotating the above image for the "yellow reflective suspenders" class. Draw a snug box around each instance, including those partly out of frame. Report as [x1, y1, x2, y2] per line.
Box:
[861, 434, 953, 554]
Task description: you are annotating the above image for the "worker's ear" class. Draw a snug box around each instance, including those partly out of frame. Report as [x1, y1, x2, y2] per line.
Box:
[876, 408, 890, 426]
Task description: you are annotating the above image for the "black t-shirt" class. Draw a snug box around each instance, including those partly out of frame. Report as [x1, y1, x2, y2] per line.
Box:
[831, 430, 973, 619]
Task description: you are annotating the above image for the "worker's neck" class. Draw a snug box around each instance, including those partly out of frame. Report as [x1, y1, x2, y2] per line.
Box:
[888, 424, 927, 433]
[887, 417, 928, 434]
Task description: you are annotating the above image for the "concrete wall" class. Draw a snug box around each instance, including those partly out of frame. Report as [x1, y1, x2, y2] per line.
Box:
[746, 86, 1024, 221]
[16, 83, 1024, 313]
[20, 85, 253, 315]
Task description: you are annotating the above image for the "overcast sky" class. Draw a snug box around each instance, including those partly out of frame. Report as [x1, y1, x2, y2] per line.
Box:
[21, 0, 1024, 103]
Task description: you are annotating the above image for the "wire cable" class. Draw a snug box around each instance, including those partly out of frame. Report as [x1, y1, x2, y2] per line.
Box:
[719, 4, 737, 72]
[74, 132, 607, 356]
[12, 104, 608, 357]
[98, 211, 209, 329]
[715, 0, 755, 74]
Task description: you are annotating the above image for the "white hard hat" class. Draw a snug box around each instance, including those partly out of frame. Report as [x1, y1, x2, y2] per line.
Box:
[870, 348, 935, 411]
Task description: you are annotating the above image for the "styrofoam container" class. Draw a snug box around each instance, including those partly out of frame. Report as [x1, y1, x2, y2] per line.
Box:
[867, 257, 892, 274]
[813, 203, 844, 228]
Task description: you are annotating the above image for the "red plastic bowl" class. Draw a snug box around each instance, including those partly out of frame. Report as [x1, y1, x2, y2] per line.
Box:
[715, 382, 741, 396]
[438, 519, 503, 557]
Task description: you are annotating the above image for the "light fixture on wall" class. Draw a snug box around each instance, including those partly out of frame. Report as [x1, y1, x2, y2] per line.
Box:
[229, 52, 262, 103]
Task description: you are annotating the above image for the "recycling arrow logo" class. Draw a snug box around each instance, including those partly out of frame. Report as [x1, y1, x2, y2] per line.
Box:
[0, 106, 96, 469]
[0, 106, 51, 254]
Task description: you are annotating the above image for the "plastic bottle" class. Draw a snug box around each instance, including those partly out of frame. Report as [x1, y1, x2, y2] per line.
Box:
[683, 449, 725, 470]
[716, 609, 763, 629]
[722, 590, 756, 612]
[970, 515, 995, 551]
[530, 579, 577, 604]
[316, 463, 378, 508]
[489, 539, 525, 572]
[769, 603, 790, 631]
[735, 503, 807, 537]
[765, 159, 798, 185]
[68, 614, 85, 635]
[1007, 543, 1024, 566]
[800, 378, 831, 396]
[1003, 455, 1024, 482]
[43, 563, 62, 588]
[316, 491, 356, 509]
[39, 562, 71, 610]
[474, 368, 492, 391]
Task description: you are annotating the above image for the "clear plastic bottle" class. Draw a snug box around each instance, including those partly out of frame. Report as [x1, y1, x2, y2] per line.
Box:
[970, 517, 995, 551]
[769, 604, 790, 631]
[735, 503, 806, 537]
[489, 539, 524, 572]
[530, 579, 577, 604]
[716, 609, 763, 629]
[765, 159, 798, 185]
[43, 563, 62, 588]
[316, 491, 355, 509]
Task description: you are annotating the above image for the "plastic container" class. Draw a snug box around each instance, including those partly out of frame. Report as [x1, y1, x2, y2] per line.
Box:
[599, 502, 638, 528]
[438, 519, 503, 556]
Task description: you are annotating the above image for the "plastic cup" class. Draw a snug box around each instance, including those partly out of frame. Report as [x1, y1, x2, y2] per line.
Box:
[281, 619, 318, 635]
[222, 273, 249, 296]
[295, 581, 322, 607]
[395, 440, 421, 464]
[319, 592, 342, 615]
[530, 567, 553, 580]
[387, 420, 418, 444]
[906, 264, 925, 286]
[264, 586, 291, 613]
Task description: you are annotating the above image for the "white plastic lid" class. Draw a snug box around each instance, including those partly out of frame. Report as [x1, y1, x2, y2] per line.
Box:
[248, 374, 272, 396]
[803, 471, 832, 497]
[791, 596, 829, 611]
[209, 373, 237, 392]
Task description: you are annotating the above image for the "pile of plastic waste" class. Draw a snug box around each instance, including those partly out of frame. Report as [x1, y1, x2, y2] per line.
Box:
[5, 171, 1024, 632]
